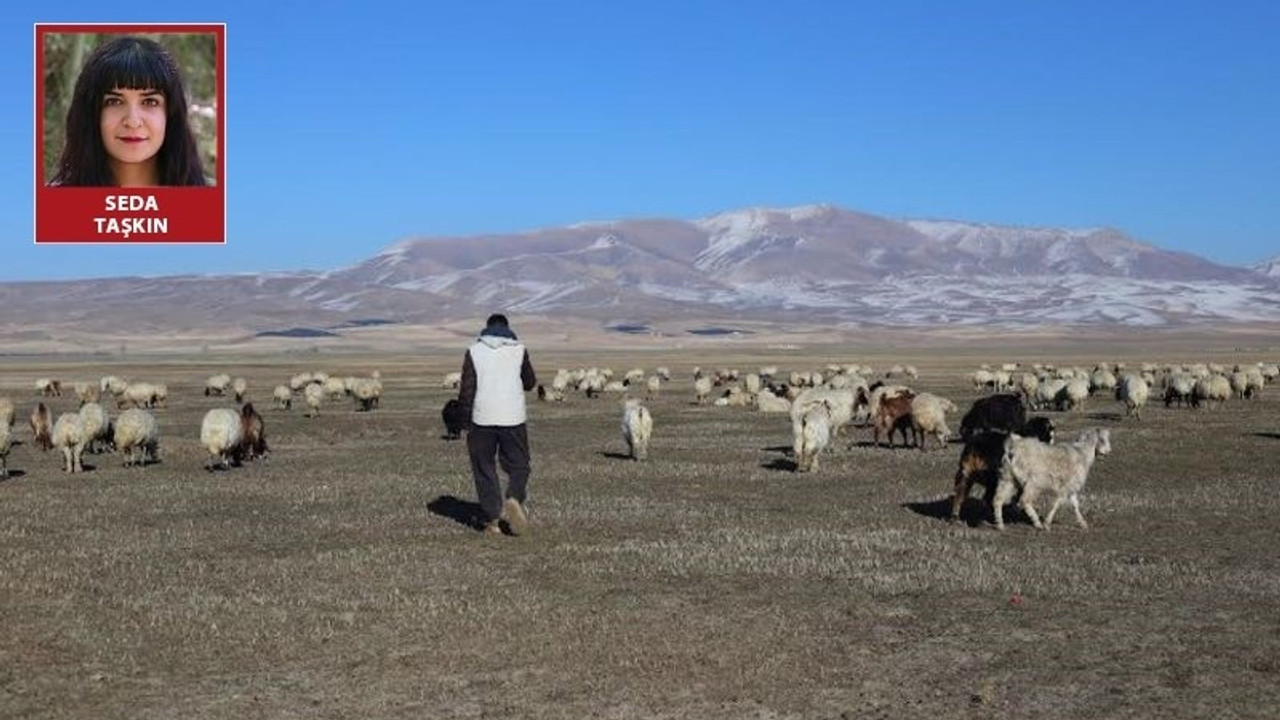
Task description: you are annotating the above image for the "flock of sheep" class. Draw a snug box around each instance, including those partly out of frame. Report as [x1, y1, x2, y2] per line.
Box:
[517, 358, 1275, 530]
[3, 356, 1275, 531]
[1, 370, 383, 477]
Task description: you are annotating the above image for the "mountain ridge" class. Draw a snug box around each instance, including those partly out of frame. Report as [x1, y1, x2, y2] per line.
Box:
[2, 204, 1276, 339]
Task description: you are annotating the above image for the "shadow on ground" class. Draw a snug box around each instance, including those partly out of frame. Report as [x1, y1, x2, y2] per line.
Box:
[761, 458, 797, 472]
[1251, 432, 1280, 440]
[427, 494, 484, 530]
[904, 497, 1028, 528]
[598, 451, 635, 461]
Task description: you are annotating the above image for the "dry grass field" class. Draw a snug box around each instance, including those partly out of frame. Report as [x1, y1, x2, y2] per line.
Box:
[1, 341, 1278, 719]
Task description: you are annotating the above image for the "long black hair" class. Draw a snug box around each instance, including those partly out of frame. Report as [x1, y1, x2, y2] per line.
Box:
[50, 36, 207, 186]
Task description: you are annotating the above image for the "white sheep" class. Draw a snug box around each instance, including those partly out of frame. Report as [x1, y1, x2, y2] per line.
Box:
[993, 428, 1112, 531]
[1057, 378, 1091, 412]
[655, 367, 672, 381]
[1193, 375, 1232, 410]
[114, 408, 159, 467]
[273, 385, 293, 410]
[795, 403, 833, 472]
[754, 389, 791, 413]
[205, 373, 232, 397]
[442, 371, 462, 389]
[77, 402, 112, 454]
[74, 382, 100, 406]
[1117, 375, 1150, 419]
[352, 378, 383, 411]
[35, 378, 63, 397]
[794, 387, 856, 437]
[693, 376, 713, 404]
[289, 372, 314, 391]
[323, 376, 347, 399]
[121, 382, 160, 409]
[200, 408, 244, 470]
[910, 393, 957, 451]
[621, 398, 653, 461]
[0, 397, 14, 429]
[232, 377, 249, 403]
[304, 383, 325, 417]
[52, 413, 86, 473]
[645, 375, 662, 398]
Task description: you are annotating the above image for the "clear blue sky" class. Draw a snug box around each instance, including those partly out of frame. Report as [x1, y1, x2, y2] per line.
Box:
[3, 0, 1277, 281]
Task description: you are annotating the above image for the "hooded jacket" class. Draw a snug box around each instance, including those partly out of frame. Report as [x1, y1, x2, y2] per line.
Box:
[458, 327, 536, 426]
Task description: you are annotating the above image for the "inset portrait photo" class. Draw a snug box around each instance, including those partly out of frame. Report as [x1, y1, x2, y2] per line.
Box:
[36, 24, 226, 244]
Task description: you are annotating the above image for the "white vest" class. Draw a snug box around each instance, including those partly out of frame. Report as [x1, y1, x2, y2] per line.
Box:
[469, 335, 528, 426]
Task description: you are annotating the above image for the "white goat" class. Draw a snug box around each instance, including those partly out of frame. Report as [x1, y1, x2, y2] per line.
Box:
[993, 428, 1112, 531]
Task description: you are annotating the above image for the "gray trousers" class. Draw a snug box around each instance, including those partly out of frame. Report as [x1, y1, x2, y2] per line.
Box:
[467, 424, 531, 523]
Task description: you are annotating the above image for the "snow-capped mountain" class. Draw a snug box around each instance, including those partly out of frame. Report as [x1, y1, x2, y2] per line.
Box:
[2, 205, 1276, 336]
[1256, 254, 1280, 278]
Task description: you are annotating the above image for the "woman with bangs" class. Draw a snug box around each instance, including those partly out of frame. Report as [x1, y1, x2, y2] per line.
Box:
[49, 36, 208, 187]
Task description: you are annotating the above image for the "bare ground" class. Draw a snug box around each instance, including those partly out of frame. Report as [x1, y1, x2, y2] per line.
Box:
[1, 341, 1278, 719]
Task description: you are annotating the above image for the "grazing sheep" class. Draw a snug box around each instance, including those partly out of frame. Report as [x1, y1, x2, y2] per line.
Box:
[950, 417, 1056, 524]
[795, 403, 834, 472]
[36, 378, 63, 397]
[121, 382, 161, 409]
[993, 428, 1112, 531]
[272, 385, 293, 410]
[200, 408, 244, 470]
[536, 384, 564, 402]
[603, 380, 627, 393]
[623, 368, 646, 386]
[289, 372, 314, 392]
[77, 402, 113, 454]
[621, 398, 653, 461]
[1057, 378, 1091, 412]
[100, 375, 129, 397]
[693, 376, 714, 404]
[1034, 379, 1067, 411]
[644, 375, 662, 399]
[323, 376, 347, 399]
[232, 377, 249, 403]
[1117, 375, 1150, 419]
[655, 367, 672, 381]
[113, 408, 159, 467]
[959, 394, 1026, 442]
[442, 399, 468, 439]
[910, 393, 958, 451]
[0, 398, 14, 429]
[205, 374, 232, 397]
[74, 382, 100, 406]
[1192, 375, 1232, 410]
[30, 402, 54, 452]
[52, 413, 86, 473]
[304, 383, 325, 417]
[352, 378, 383, 411]
[238, 404, 268, 462]
[1163, 373, 1195, 408]
[442, 371, 463, 389]
[1244, 371, 1265, 399]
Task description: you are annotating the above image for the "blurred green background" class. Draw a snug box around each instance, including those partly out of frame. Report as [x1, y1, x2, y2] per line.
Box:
[42, 32, 218, 185]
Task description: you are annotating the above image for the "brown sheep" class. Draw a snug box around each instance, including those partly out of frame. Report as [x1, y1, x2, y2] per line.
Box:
[30, 402, 54, 451]
[236, 403, 268, 462]
[873, 392, 916, 448]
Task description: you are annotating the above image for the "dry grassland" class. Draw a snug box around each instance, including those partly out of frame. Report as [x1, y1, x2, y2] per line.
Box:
[1, 342, 1278, 719]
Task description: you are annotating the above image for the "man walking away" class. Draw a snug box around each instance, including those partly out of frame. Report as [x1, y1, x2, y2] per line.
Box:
[457, 314, 537, 535]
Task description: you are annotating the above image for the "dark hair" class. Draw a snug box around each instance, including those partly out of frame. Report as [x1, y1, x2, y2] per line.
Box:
[486, 314, 510, 327]
[50, 36, 207, 187]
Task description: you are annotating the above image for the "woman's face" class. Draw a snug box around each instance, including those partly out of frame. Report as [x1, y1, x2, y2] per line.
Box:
[99, 87, 167, 169]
